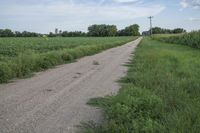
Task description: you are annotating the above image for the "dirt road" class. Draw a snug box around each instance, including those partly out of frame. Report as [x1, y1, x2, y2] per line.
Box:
[0, 37, 142, 133]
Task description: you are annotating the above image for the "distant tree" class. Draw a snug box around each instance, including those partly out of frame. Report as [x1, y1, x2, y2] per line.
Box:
[55, 28, 58, 35]
[117, 29, 128, 36]
[124, 24, 140, 36]
[152, 27, 162, 34]
[152, 27, 186, 34]
[59, 30, 62, 35]
[0, 29, 14, 37]
[0, 29, 40, 37]
[173, 28, 186, 33]
[20, 31, 39, 37]
[117, 24, 140, 36]
[48, 32, 56, 37]
[61, 31, 68, 37]
[61, 31, 86, 37]
[107, 25, 117, 36]
[15, 31, 22, 37]
[88, 24, 117, 37]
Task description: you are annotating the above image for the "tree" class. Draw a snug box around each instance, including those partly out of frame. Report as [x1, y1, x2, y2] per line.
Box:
[0, 29, 14, 37]
[107, 25, 117, 36]
[124, 24, 140, 36]
[55, 28, 58, 35]
[152, 27, 162, 34]
[117, 24, 140, 36]
[117, 29, 128, 36]
[15, 31, 22, 37]
[48, 32, 56, 37]
[59, 30, 62, 35]
[151, 27, 186, 34]
[61, 31, 86, 37]
[88, 24, 117, 37]
[21, 31, 39, 37]
[173, 28, 186, 33]
[61, 31, 68, 37]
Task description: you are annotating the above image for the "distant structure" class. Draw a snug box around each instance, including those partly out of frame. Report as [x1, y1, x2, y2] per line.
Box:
[148, 16, 153, 36]
[142, 31, 150, 36]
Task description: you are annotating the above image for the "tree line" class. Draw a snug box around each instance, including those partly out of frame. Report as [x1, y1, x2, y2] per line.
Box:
[0, 24, 140, 37]
[0, 25, 186, 37]
[152, 27, 186, 34]
[0, 29, 41, 37]
[142, 27, 186, 35]
[48, 30, 87, 37]
[50, 24, 140, 37]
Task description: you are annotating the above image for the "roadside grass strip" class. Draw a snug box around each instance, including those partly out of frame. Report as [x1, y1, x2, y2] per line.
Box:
[84, 37, 200, 133]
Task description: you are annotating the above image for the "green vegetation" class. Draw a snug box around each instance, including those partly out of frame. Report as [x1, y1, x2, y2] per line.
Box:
[0, 37, 136, 83]
[152, 27, 186, 34]
[87, 24, 140, 37]
[61, 31, 87, 37]
[88, 25, 117, 37]
[118, 24, 140, 36]
[0, 29, 40, 37]
[0, 24, 140, 37]
[153, 30, 200, 49]
[152, 33, 184, 38]
[142, 27, 186, 36]
[84, 37, 200, 133]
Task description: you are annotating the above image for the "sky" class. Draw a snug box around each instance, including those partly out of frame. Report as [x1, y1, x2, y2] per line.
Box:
[0, 0, 200, 33]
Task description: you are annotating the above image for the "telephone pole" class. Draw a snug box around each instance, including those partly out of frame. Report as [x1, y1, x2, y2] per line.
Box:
[148, 16, 153, 36]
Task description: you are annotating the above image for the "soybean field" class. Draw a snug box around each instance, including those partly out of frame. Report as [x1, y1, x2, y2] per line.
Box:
[0, 37, 136, 83]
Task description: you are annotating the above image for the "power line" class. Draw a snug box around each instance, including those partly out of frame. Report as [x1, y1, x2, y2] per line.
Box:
[148, 16, 153, 36]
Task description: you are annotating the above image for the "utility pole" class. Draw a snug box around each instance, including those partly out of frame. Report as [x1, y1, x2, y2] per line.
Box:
[148, 16, 153, 36]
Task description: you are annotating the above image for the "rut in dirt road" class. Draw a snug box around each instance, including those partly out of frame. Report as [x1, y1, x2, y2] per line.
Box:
[0, 37, 142, 133]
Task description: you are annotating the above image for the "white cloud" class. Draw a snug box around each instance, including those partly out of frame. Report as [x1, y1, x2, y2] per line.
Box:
[0, 0, 165, 33]
[189, 17, 200, 21]
[180, 1, 188, 8]
[180, 0, 200, 9]
[113, 0, 139, 3]
[1, 1, 165, 19]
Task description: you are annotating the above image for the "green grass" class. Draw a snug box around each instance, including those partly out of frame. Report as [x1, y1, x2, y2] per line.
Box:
[84, 37, 200, 133]
[0, 37, 137, 83]
[152, 30, 200, 49]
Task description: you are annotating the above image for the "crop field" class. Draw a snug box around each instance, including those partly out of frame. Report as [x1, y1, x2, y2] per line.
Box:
[153, 30, 200, 49]
[86, 37, 200, 133]
[152, 33, 184, 38]
[0, 37, 136, 83]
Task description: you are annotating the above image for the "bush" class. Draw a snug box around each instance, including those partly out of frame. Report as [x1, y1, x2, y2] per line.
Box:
[60, 51, 74, 62]
[12, 52, 36, 77]
[0, 62, 12, 83]
[86, 86, 164, 133]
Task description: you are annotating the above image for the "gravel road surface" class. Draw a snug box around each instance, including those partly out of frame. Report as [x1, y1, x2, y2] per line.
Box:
[0, 37, 142, 133]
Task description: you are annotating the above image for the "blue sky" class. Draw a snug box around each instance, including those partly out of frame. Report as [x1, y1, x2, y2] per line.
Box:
[0, 0, 200, 33]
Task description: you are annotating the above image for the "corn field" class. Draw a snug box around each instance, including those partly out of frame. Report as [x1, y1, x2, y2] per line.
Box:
[153, 30, 200, 49]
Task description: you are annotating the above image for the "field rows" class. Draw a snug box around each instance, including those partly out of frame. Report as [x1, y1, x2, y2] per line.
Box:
[152, 30, 200, 49]
[0, 37, 136, 83]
